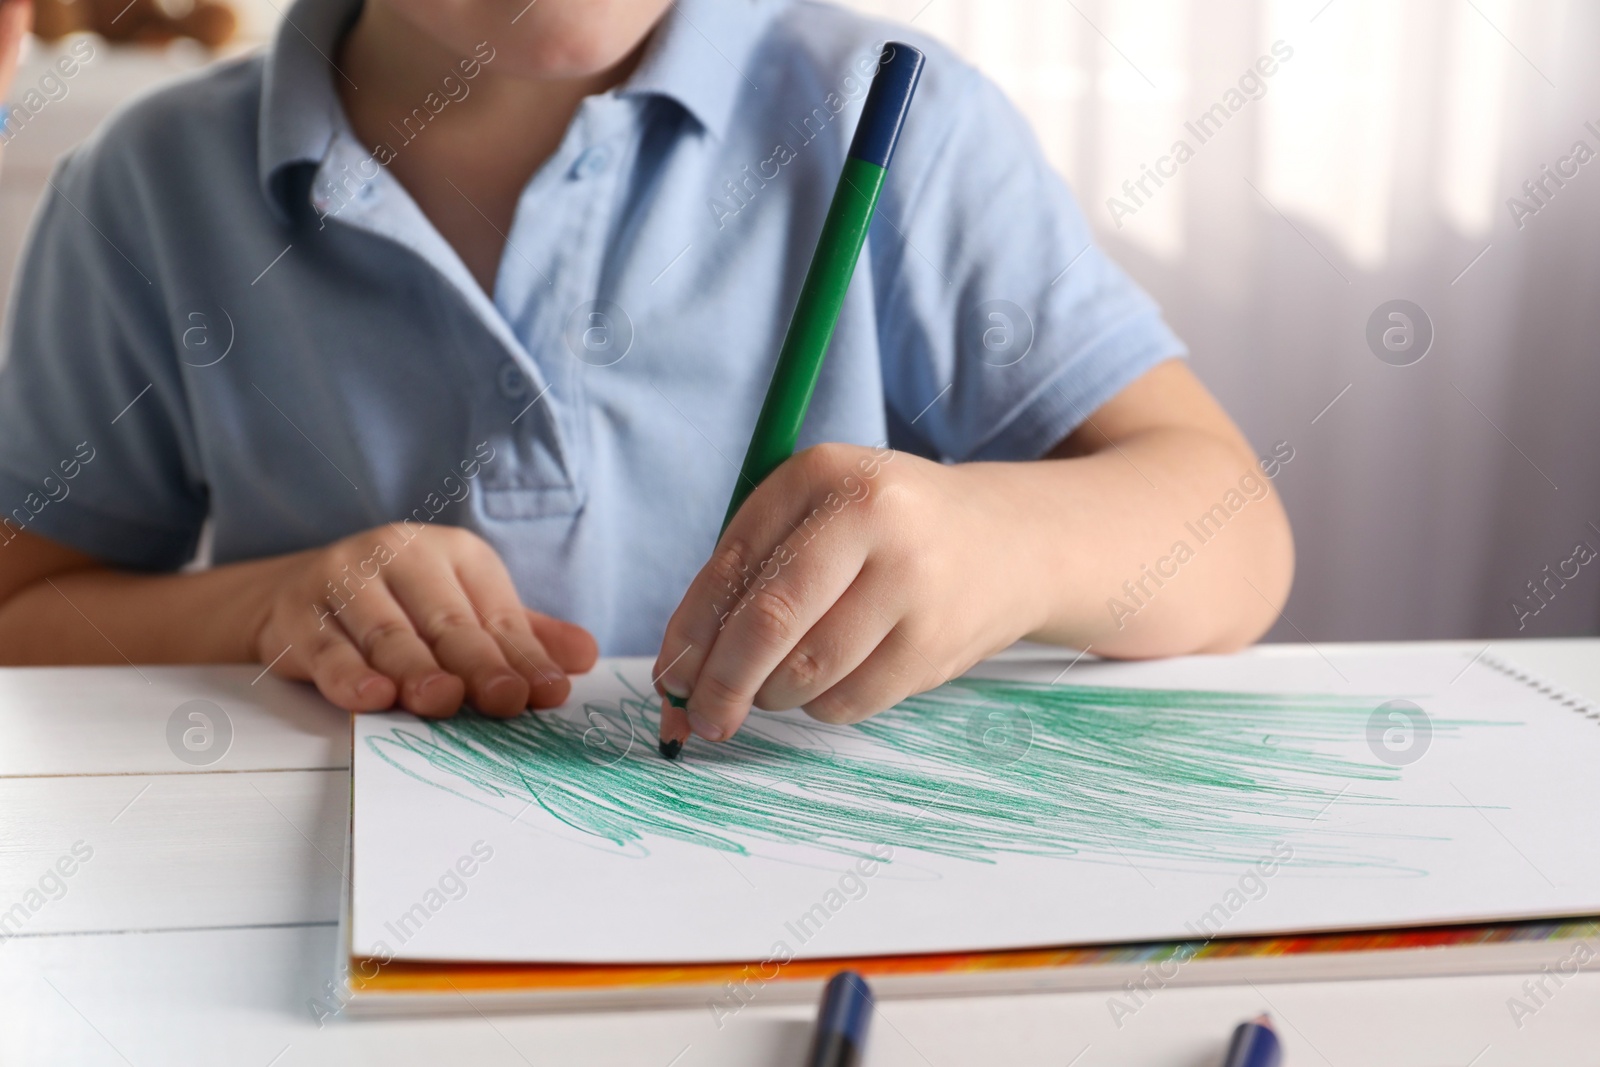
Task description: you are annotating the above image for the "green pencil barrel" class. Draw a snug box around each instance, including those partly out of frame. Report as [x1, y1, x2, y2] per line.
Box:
[722, 156, 889, 532]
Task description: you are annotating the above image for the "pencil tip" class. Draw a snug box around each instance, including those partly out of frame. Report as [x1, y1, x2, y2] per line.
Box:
[658, 737, 683, 760]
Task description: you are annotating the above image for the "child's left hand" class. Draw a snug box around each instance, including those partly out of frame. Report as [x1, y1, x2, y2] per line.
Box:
[652, 442, 1042, 741]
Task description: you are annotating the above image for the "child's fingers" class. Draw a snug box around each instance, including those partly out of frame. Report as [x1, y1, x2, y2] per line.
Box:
[427, 621, 528, 718]
[684, 528, 862, 741]
[650, 475, 804, 698]
[526, 610, 599, 675]
[327, 581, 463, 718]
[452, 553, 571, 707]
[386, 559, 529, 718]
[651, 448, 845, 714]
[491, 628, 571, 709]
[803, 631, 942, 726]
[654, 530, 787, 733]
[297, 626, 396, 713]
[751, 572, 896, 712]
[479, 614, 569, 709]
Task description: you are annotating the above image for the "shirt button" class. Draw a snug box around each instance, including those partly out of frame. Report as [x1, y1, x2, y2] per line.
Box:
[497, 362, 530, 400]
[572, 145, 612, 179]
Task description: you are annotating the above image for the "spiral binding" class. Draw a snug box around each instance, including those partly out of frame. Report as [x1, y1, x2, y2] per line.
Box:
[1477, 652, 1600, 721]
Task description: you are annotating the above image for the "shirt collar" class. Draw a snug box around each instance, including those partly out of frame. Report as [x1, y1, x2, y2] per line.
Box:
[619, 0, 780, 140]
[256, 0, 780, 216]
[257, 0, 361, 219]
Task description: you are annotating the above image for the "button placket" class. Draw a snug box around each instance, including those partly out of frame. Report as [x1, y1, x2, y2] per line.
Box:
[572, 144, 613, 179]
[528, 99, 634, 470]
[552, 102, 635, 492]
[497, 361, 531, 401]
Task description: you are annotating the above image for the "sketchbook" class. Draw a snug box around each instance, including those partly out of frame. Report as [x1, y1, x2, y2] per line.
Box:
[333, 916, 1600, 1016]
[350, 645, 1600, 967]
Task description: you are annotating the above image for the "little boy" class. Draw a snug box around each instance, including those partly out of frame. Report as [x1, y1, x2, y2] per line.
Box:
[0, 0, 1292, 744]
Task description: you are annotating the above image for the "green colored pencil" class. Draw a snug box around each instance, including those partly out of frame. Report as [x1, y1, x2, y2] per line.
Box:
[722, 41, 927, 529]
[661, 43, 926, 737]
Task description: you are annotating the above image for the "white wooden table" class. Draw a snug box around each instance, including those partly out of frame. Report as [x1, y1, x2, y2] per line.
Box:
[3, 639, 1598, 1066]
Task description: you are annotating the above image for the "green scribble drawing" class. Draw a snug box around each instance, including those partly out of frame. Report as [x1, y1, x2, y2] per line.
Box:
[366, 671, 1503, 870]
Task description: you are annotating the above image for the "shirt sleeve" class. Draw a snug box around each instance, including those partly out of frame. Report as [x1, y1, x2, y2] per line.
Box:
[0, 146, 207, 570]
[872, 59, 1187, 463]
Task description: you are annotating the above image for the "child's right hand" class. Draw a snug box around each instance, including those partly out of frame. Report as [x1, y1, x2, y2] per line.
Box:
[253, 524, 596, 717]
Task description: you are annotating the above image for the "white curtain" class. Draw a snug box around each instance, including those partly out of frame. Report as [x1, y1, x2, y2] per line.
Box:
[847, 0, 1600, 641]
[4, 0, 1597, 641]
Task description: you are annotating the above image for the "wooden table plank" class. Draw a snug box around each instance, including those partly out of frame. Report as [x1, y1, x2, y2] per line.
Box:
[0, 666, 347, 778]
[0, 771, 346, 934]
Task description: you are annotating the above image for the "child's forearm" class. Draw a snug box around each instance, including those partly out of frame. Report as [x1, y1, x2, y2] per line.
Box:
[996, 425, 1294, 657]
[0, 553, 289, 665]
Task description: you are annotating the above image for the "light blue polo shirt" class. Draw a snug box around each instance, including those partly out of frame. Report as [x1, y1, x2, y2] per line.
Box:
[0, 0, 1185, 655]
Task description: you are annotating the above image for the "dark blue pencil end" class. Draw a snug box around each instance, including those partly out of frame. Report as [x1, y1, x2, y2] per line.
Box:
[805, 971, 874, 1067]
[847, 42, 926, 170]
[658, 737, 683, 760]
[1222, 1015, 1282, 1067]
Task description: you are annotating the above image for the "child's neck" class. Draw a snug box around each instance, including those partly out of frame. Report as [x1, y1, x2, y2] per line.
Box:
[336, 3, 647, 294]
